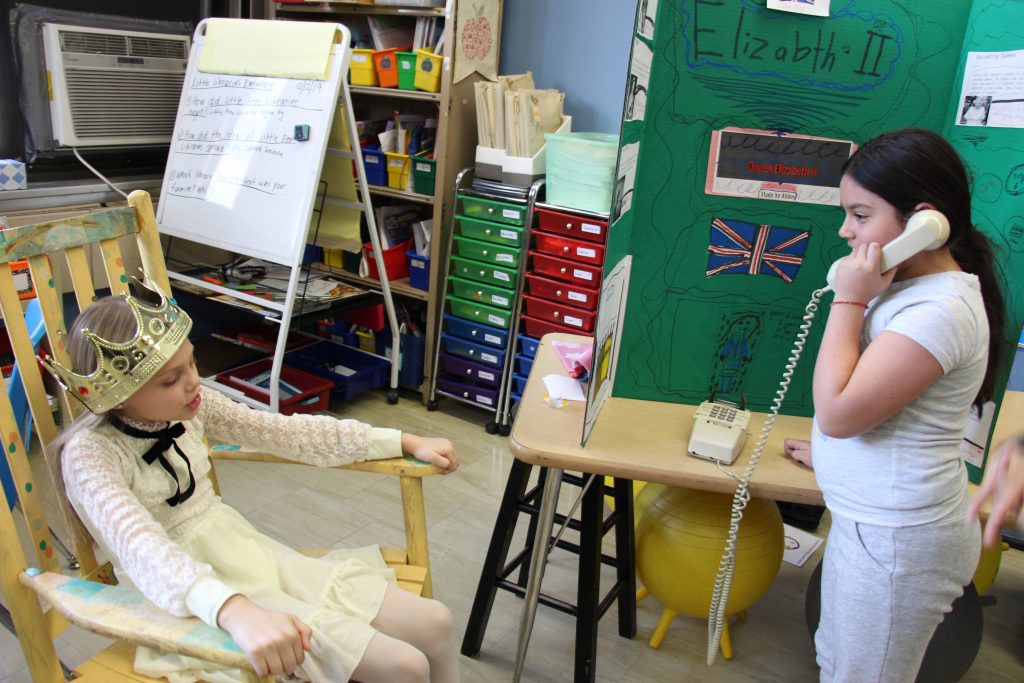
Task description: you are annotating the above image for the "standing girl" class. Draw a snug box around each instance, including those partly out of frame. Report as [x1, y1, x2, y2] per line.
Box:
[48, 281, 461, 683]
[783, 128, 1006, 682]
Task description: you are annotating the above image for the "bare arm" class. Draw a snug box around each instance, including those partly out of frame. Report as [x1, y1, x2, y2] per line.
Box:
[813, 243, 943, 437]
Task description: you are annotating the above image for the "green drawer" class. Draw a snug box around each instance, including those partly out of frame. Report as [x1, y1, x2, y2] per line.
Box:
[457, 214, 522, 247]
[447, 295, 513, 329]
[453, 235, 520, 268]
[457, 193, 527, 226]
[450, 256, 517, 288]
[449, 276, 515, 310]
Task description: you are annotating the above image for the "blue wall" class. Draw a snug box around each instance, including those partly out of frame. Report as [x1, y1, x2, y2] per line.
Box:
[499, 0, 634, 134]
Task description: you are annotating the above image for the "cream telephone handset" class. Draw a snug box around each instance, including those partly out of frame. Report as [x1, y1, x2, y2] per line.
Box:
[825, 209, 950, 291]
[704, 209, 951, 665]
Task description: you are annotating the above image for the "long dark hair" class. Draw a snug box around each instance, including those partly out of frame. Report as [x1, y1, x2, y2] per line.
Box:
[842, 128, 1006, 409]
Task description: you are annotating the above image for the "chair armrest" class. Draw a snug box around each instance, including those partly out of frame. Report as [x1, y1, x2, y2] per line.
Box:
[209, 447, 442, 477]
[20, 570, 251, 670]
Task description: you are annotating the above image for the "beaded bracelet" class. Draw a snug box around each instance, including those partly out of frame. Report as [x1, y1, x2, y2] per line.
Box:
[830, 300, 868, 308]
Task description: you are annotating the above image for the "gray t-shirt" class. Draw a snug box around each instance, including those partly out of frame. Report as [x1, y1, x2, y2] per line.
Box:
[812, 271, 987, 526]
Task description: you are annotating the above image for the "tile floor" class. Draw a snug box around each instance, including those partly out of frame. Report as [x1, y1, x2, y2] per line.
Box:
[2, 389, 1023, 682]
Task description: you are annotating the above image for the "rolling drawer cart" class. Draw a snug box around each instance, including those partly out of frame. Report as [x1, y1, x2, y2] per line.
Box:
[501, 202, 611, 426]
[426, 168, 543, 434]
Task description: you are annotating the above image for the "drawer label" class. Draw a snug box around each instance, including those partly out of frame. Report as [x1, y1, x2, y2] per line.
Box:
[482, 352, 499, 363]
[476, 395, 494, 406]
[365, 156, 379, 164]
[573, 268, 594, 281]
[502, 208, 521, 219]
[581, 222, 601, 234]
[496, 253, 514, 263]
[484, 333, 501, 344]
[478, 370, 495, 382]
[352, 54, 369, 63]
[415, 162, 431, 172]
[568, 291, 588, 303]
[564, 315, 584, 327]
[493, 270, 510, 282]
[500, 229, 518, 240]
[487, 314, 505, 325]
[491, 295, 509, 306]
[577, 247, 597, 258]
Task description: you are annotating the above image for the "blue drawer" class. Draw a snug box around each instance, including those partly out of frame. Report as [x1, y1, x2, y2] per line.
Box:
[516, 353, 534, 376]
[443, 314, 509, 348]
[441, 333, 506, 368]
[518, 334, 540, 358]
[513, 373, 529, 394]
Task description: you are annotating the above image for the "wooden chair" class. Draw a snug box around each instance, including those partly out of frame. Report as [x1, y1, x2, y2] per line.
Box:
[0, 190, 439, 682]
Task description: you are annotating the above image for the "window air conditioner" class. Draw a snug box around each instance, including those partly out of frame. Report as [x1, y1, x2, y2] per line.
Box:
[42, 23, 190, 148]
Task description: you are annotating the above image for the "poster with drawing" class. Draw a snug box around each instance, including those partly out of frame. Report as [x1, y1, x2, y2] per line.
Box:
[582, 256, 632, 445]
[767, 0, 831, 17]
[626, 38, 652, 122]
[613, 141, 640, 224]
[955, 49, 1024, 128]
[637, 0, 659, 40]
[706, 128, 855, 206]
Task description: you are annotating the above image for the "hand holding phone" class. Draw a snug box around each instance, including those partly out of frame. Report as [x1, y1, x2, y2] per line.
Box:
[825, 210, 950, 291]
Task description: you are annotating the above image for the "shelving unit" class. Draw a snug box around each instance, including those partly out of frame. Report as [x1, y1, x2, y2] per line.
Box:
[426, 168, 543, 434]
[503, 202, 611, 428]
[269, 0, 496, 399]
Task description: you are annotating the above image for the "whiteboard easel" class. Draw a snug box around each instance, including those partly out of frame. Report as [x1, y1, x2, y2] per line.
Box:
[158, 19, 400, 410]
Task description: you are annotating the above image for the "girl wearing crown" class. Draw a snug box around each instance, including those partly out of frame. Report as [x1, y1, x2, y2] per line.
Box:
[46, 279, 461, 683]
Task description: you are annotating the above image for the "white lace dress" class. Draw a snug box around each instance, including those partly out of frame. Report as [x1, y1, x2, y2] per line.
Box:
[62, 386, 403, 683]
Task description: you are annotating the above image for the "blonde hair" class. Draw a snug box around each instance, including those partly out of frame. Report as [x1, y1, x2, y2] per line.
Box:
[50, 297, 153, 551]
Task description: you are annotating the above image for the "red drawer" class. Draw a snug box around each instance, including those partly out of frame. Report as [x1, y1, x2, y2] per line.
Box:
[530, 251, 601, 286]
[522, 314, 592, 339]
[534, 231, 606, 266]
[522, 295, 596, 332]
[525, 273, 599, 311]
[535, 207, 608, 244]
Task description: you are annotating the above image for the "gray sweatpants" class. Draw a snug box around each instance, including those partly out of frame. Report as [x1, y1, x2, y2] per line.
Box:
[815, 508, 980, 682]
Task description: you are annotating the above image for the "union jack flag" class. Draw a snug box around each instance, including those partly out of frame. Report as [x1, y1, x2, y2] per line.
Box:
[706, 217, 810, 283]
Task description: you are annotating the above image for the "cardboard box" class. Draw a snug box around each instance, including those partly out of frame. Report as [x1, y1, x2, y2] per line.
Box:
[0, 159, 27, 191]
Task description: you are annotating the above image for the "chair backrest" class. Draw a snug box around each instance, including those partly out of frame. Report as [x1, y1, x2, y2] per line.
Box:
[0, 190, 169, 577]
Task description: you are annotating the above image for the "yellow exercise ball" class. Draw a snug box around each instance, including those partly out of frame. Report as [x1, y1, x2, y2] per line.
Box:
[635, 484, 784, 618]
[972, 541, 1006, 596]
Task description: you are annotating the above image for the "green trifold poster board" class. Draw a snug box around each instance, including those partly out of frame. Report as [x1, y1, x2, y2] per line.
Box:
[607, 0, 1023, 479]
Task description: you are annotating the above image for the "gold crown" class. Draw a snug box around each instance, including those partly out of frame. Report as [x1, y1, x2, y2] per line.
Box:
[40, 276, 192, 414]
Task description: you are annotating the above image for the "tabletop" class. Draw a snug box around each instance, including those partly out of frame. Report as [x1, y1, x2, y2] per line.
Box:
[509, 333, 824, 505]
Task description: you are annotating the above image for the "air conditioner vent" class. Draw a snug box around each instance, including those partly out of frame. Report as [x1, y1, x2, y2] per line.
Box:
[60, 30, 128, 56]
[65, 70, 184, 138]
[129, 36, 188, 60]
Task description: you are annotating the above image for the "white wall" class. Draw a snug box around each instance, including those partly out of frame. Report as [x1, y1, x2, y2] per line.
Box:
[499, 0, 634, 134]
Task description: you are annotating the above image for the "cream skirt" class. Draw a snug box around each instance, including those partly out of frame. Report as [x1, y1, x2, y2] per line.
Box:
[133, 503, 394, 683]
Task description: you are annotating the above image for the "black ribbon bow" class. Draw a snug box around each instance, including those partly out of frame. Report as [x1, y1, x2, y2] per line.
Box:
[110, 417, 196, 507]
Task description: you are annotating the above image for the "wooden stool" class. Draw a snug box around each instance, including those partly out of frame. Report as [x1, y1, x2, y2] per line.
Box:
[461, 459, 637, 682]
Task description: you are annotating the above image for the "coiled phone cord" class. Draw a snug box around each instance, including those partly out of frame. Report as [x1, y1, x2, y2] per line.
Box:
[706, 288, 826, 665]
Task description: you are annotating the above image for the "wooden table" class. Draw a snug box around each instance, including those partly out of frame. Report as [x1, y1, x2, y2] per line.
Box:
[505, 333, 820, 682]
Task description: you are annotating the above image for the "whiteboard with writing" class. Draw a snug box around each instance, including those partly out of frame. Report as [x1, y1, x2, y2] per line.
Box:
[157, 25, 346, 266]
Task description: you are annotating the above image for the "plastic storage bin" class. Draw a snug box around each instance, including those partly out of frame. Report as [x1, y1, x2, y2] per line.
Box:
[518, 334, 540, 358]
[396, 51, 417, 90]
[443, 314, 508, 348]
[217, 359, 333, 415]
[365, 238, 413, 280]
[285, 341, 390, 401]
[362, 147, 388, 186]
[372, 48, 400, 88]
[385, 152, 411, 190]
[545, 132, 618, 213]
[408, 251, 430, 290]
[349, 48, 378, 86]
[374, 329, 425, 388]
[412, 156, 436, 194]
[414, 49, 442, 93]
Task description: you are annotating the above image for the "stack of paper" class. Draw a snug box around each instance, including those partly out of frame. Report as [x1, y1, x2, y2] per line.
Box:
[475, 73, 565, 157]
